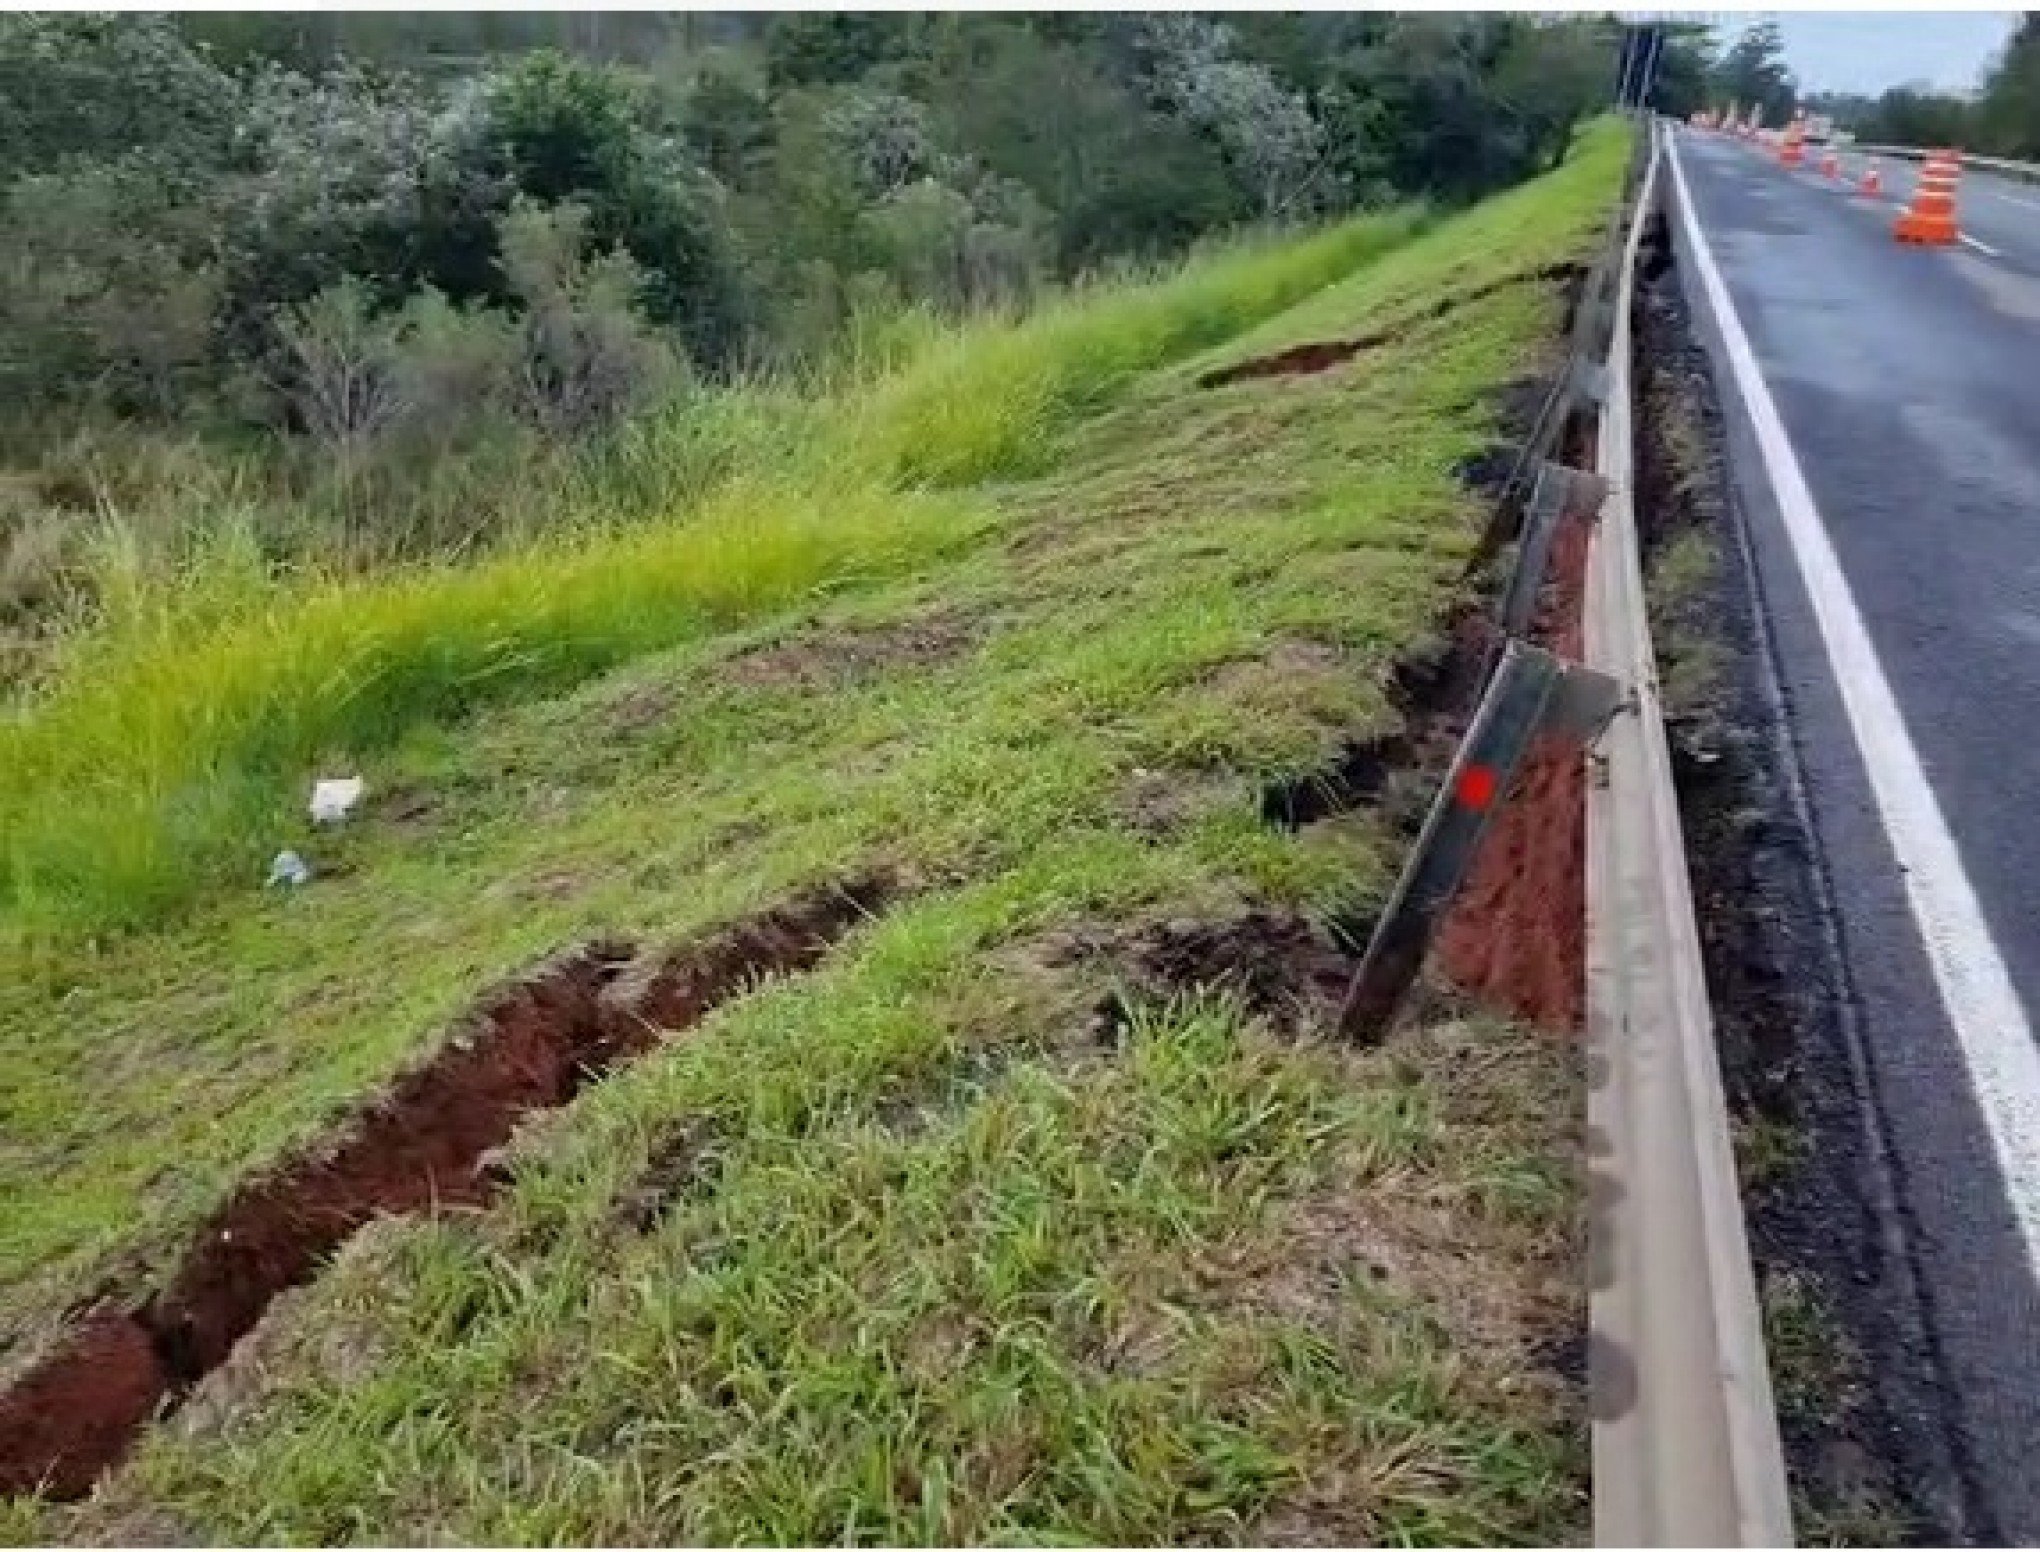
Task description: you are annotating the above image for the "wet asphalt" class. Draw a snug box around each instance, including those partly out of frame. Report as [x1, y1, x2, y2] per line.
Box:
[1671, 125, 2040, 1542]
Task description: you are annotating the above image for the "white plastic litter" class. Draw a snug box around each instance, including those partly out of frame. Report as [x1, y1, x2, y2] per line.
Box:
[267, 849, 312, 888]
[309, 776, 366, 825]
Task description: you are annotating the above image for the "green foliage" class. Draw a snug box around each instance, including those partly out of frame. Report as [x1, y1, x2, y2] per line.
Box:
[0, 12, 1631, 654]
[0, 197, 1427, 939]
[0, 13, 235, 183]
[917, 24, 1245, 269]
[1648, 23, 1716, 120]
[0, 159, 221, 419]
[1315, 16, 1610, 202]
[1711, 20, 1797, 124]
[484, 51, 743, 362]
[1979, 14, 2040, 158]
[763, 12, 916, 89]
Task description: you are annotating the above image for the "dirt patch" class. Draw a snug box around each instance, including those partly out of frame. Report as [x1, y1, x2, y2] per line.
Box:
[1201, 336, 1380, 387]
[1199, 262, 1582, 389]
[602, 682, 678, 736]
[0, 874, 893, 1501]
[1119, 766, 1244, 839]
[1433, 511, 1590, 1033]
[1049, 910, 1357, 1040]
[612, 1118, 725, 1235]
[0, 1314, 168, 1504]
[724, 614, 978, 690]
[1259, 608, 1496, 832]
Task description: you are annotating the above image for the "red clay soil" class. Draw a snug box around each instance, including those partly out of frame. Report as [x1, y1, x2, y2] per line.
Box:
[0, 1314, 167, 1502]
[0, 874, 891, 1502]
[1434, 511, 1591, 1033]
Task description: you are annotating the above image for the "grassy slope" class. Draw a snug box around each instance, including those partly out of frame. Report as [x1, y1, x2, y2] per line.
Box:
[7, 123, 1625, 1543]
[0, 208, 1423, 940]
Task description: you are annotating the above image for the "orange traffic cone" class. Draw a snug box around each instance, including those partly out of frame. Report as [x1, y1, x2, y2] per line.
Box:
[1820, 149, 1840, 178]
[1894, 150, 1961, 245]
[1859, 164, 1882, 197]
[1778, 114, 1807, 169]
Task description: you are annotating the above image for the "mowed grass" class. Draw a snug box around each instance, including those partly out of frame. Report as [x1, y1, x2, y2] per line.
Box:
[5, 120, 1627, 1543]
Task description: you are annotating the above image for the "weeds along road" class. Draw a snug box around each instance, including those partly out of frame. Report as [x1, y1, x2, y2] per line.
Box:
[1670, 123, 2040, 1540]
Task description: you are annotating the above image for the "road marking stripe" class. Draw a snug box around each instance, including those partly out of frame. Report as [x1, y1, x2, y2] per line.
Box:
[1669, 134, 2040, 1275]
[1961, 232, 2005, 258]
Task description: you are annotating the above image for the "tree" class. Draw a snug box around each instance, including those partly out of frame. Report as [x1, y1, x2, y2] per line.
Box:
[1133, 16, 1330, 217]
[763, 13, 915, 89]
[0, 13, 236, 186]
[1318, 15, 1544, 202]
[1712, 21, 1796, 125]
[915, 23, 1243, 267]
[1490, 16, 1617, 171]
[1978, 13, 2040, 157]
[1645, 22, 1714, 120]
[1873, 85, 1975, 149]
[483, 52, 744, 363]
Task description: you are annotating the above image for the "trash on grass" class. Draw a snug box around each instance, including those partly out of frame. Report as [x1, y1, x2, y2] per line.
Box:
[310, 777, 366, 825]
[267, 849, 312, 888]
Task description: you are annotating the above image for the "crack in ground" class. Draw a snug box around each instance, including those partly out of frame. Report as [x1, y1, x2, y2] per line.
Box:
[1198, 262, 1583, 389]
[0, 873, 894, 1502]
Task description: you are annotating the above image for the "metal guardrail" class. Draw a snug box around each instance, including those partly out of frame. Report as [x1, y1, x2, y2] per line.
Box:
[1854, 141, 2040, 186]
[1584, 120, 1794, 1546]
[1333, 116, 1791, 1542]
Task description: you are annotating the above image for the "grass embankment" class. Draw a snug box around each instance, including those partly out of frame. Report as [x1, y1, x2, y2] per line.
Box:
[0, 208, 1422, 941]
[4, 121, 1627, 1543]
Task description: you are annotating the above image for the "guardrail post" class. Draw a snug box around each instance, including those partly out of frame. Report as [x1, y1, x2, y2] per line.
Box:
[1499, 461, 1612, 643]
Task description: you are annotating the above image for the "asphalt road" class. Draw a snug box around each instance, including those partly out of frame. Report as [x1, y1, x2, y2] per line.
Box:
[1853, 148, 2040, 274]
[1670, 125, 2040, 1540]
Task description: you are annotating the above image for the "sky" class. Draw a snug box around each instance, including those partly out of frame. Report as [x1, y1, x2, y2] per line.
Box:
[1728, 11, 2022, 96]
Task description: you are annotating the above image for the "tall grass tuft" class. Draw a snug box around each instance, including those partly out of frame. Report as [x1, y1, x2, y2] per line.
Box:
[2, 205, 1424, 939]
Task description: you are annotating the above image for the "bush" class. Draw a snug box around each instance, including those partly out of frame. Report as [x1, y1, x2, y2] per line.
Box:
[0, 160, 221, 421]
[499, 200, 685, 436]
[484, 51, 746, 366]
[0, 13, 235, 183]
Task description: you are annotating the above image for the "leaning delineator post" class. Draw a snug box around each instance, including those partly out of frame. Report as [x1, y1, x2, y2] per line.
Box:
[1341, 642, 1555, 1040]
[1585, 121, 1794, 1546]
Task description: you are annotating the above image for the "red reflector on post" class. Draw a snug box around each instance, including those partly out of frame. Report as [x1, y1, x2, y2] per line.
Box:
[1456, 763, 1499, 811]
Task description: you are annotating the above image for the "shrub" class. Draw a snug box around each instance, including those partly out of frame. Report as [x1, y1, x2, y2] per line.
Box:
[0, 160, 222, 421]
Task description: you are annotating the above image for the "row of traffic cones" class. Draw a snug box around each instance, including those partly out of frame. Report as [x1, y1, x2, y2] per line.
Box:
[1692, 106, 1957, 247]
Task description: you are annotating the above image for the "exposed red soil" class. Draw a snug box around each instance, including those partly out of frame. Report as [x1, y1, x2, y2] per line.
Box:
[1434, 511, 1590, 1032]
[0, 874, 891, 1502]
[1202, 335, 1385, 387]
[0, 1315, 167, 1503]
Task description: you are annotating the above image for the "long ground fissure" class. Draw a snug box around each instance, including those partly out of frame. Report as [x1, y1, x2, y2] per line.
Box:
[0, 873, 893, 1502]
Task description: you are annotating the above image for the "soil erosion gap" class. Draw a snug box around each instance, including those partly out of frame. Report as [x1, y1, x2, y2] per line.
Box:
[0, 874, 892, 1501]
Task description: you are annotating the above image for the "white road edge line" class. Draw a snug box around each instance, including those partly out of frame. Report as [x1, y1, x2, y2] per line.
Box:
[1961, 232, 2005, 258]
[1669, 132, 2040, 1274]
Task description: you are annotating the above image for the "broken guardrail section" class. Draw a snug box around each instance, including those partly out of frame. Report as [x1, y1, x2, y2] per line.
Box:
[1337, 114, 1793, 1546]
